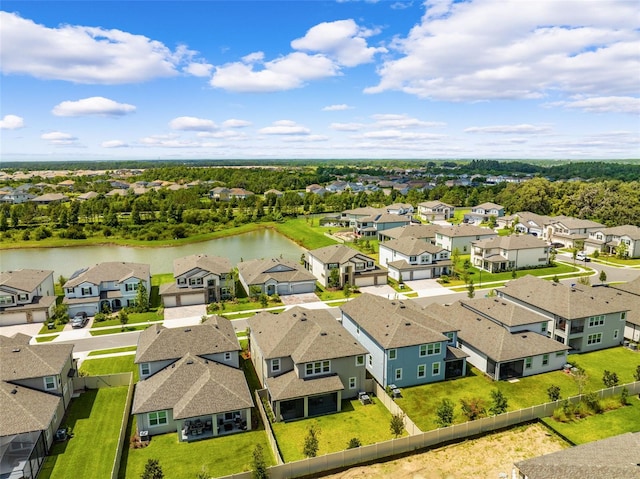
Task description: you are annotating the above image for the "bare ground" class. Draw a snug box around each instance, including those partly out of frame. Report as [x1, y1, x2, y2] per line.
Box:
[315, 422, 568, 479]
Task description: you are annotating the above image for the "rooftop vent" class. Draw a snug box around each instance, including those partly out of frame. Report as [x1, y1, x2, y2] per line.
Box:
[320, 332, 327, 336]
[12, 348, 20, 353]
[186, 359, 194, 365]
[521, 335, 527, 338]
[184, 328, 191, 332]
[405, 322, 411, 326]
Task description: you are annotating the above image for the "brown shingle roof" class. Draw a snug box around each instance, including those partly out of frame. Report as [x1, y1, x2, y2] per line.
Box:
[380, 224, 441, 240]
[172, 254, 232, 277]
[436, 224, 496, 238]
[64, 262, 150, 288]
[308, 244, 374, 265]
[472, 234, 548, 250]
[0, 341, 73, 382]
[237, 258, 316, 286]
[380, 237, 446, 256]
[266, 370, 344, 402]
[0, 269, 53, 293]
[0, 382, 61, 436]
[461, 297, 550, 327]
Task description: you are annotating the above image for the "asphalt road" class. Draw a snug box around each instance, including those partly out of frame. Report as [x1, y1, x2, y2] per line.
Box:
[56, 331, 141, 352]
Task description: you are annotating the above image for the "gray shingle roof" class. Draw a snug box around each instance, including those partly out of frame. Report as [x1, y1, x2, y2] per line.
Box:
[436, 224, 497, 238]
[472, 234, 548, 250]
[380, 237, 446, 256]
[248, 307, 366, 363]
[596, 224, 640, 240]
[132, 354, 253, 419]
[515, 432, 640, 479]
[237, 258, 316, 286]
[308, 244, 375, 265]
[549, 216, 604, 229]
[340, 294, 454, 349]
[135, 316, 240, 364]
[474, 202, 503, 210]
[173, 254, 232, 277]
[461, 297, 550, 327]
[0, 269, 53, 293]
[0, 382, 61, 436]
[64, 262, 150, 288]
[379, 224, 441, 240]
[266, 370, 344, 402]
[1, 340, 73, 382]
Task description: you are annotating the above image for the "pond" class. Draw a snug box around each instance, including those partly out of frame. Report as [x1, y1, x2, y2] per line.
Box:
[2, 229, 306, 277]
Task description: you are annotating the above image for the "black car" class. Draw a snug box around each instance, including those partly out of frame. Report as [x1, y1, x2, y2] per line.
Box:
[71, 312, 89, 328]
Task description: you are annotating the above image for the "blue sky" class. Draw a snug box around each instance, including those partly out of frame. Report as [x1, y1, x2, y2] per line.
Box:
[1, 0, 638, 161]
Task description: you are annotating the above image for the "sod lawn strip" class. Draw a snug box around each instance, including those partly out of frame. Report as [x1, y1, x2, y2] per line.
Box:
[88, 346, 137, 356]
[80, 355, 139, 382]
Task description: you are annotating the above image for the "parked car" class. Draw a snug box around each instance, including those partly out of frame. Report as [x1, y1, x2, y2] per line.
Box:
[71, 312, 89, 328]
[576, 251, 590, 262]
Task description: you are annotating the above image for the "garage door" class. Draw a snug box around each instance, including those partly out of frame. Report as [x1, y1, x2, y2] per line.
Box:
[179, 293, 203, 306]
[356, 276, 375, 287]
[291, 282, 314, 294]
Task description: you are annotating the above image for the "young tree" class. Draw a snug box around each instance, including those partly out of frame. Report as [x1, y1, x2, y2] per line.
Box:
[135, 283, 149, 313]
[251, 444, 268, 479]
[390, 413, 405, 438]
[547, 385, 561, 402]
[602, 370, 619, 388]
[467, 279, 475, 299]
[435, 398, 454, 428]
[451, 248, 460, 279]
[347, 437, 362, 449]
[141, 459, 164, 479]
[460, 397, 487, 421]
[328, 268, 340, 289]
[599, 270, 607, 284]
[119, 309, 129, 331]
[616, 241, 628, 259]
[634, 365, 640, 382]
[343, 283, 352, 299]
[489, 390, 509, 415]
[303, 425, 320, 458]
[573, 366, 589, 395]
[577, 275, 591, 286]
[259, 293, 269, 309]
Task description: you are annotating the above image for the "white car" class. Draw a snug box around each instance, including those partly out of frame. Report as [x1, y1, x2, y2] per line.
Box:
[576, 252, 590, 262]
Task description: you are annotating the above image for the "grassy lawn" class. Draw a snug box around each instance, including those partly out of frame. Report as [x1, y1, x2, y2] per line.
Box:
[92, 311, 163, 328]
[90, 325, 151, 336]
[223, 311, 258, 320]
[398, 347, 639, 431]
[272, 217, 337, 250]
[38, 322, 66, 334]
[541, 398, 640, 444]
[214, 298, 285, 314]
[121, 429, 274, 478]
[315, 284, 361, 301]
[88, 346, 137, 356]
[35, 335, 58, 342]
[446, 262, 581, 288]
[80, 355, 139, 382]
[272, 399, 406, 462]
[594, 255, 640, 266]
[39, 387, 129, 479]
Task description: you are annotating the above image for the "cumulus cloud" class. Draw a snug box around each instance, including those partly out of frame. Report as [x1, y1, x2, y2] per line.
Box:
[548, 96, 640, 114]
[139, 134, 200, 148]
[372, 113, 445, 128]
[330, 122, 365, 131]
[361, 130, 445, 140]
[222, 119, 252, 128]
[169, 116, 217, 131]
[366, 0, 640, 101]
[102, 140, 129, 148]
[0, 114, 25, 129]
[183, 62, 213, 77]
[52, 97, 136, 117]
[258, 120, 311, 135]
[322, 104, 353, 111]
[0, 11, 208, 84]
[464, 124, 552, 134]
[41, 131, 78, 145]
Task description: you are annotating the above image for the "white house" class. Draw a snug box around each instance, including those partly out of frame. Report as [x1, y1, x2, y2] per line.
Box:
[307, 244, 387, 288]
[434, 225, 497, 254]
[379, 237, 451, 281]
[471, 235, 550, 273]
[417, 201, 454, 222]
[584, 225, 640, 258]
[0, 269, 57, 326]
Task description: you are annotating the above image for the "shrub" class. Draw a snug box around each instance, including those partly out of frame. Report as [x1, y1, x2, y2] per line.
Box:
[547, 385, 561, 402]
[303, 425, 320, 458]
[435, 398, 455, 427]
[620, 387, 629, 406]
[602, 370, 619, 388]
[460, 397, 487, 421]
[347, 437, 362, 449]
[634, 365, 640, 382]
[390, 413, 405, 438]
[583, 392, 603, 414]
[93, 312, 108, 322]
[489, 390, 508, 415]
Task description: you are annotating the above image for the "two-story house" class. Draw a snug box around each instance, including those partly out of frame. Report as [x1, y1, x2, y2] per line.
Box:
[0, 269, 57, 326]
[379, 237, 451, 281]
[600, 278, 640, 343]
[471, 235, 550, 273]
[209, 187, 230, 201]
[417, 201, 454, 222]
[463, 202, 504, 225]
[546, 216, 604, 249]
[132, 316, 252, 442]
[377, 224, 441, 243]
[354, 212, 412, 238]
[1, 334, 75, 479]
[307, 244, 387, 288]
[63, 262, 151, 316]
[435, 225, 497, 254]
[341, 294, 467, 388]
[497, 275, 629, 352]
[584, 225, 640, 258]
[510, 211, 554, 238]
[248, 307, 368, 422]
[237, 258, 316, 296]
[427, 299, 569, 380]
[160, 254, 234, 308]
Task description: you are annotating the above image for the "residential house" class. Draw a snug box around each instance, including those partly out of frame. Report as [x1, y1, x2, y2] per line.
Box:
[248, 307, 368, 422]
[264, 189, 283, 198]
[0, 188, 35, 204]
[160, 254, 234, 308]
[584, 225, 640, 258]
[497, 275, 629, 352]
[305, 184, 327, 196]
[1, 334, 75, 479]
[0, 269, 56, 326]
[417, 201, 454, 222]
[471, 235, 550, 273]
[385, 203, 414, 216]
[354, 212, 411, 237]
[63, 262, 151, 316]
[463, 202, 505, 225]
[30, 193, 69, 205]
[514, 432, 640, 479]
[377, 224, 441, 243]
[341, 294, 467, 388]
[209, 187, 231, 201]
[307, 244, 387, 288]
[228, 188, 254, 200]
[434, 225, 497, 254]
[379, 237, 451, 281]
[603, 278, 640, 342]
[546, 216, 604, 249]
[77, 191, 99, 201]
[428, 299, 569, 380]
[511, 211, 554, 238]
[339, 207, 385, 228]
[237, 258, 316, 296]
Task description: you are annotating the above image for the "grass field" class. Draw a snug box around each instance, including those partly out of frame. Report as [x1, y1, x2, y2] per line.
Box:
[92, 311, 163, 328]
[272, 217, 337, 250]
[90, 325, 151, 336]
[87, 346, 137, 356]
[80, 355, 139, 382]
[39, 387, 129, 479]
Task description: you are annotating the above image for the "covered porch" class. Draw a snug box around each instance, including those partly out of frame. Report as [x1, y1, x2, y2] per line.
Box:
[444, 346, 468, 379]
[179, 409, 251, 442]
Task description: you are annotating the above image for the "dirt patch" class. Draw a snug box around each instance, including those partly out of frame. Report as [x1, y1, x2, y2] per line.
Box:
[315, 423, 568, 479]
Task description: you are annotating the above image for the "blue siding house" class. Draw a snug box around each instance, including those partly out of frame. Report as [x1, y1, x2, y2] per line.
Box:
[340, 294, 467, 388]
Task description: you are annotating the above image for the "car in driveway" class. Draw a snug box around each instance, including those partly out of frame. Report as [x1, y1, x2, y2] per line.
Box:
[71, 312, 89, 328]
[576, 251, 590, 262]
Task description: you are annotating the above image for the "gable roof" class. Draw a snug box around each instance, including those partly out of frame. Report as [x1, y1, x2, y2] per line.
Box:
[358, 212, 411, 224]
[380, 237, 446, 256]
[308, 244, 374, 265]
[0, 269, 53, 293]
[0, 382, 61, 436]
[237, 258, 316, 286]
[132, 354, 253, 419]
[248, 307, 366, 362]
[461, 297, 550, 327]
[380, 224, 441, 241]
[64, 262, 150, 288]
[173, 254, 232, 277]
[550, 216, 604, 229]
[515, 432, 640, 479]
[472, 234, 548, 250]
[0, 340, 73, 382]
[418, 200, 454, 209]
[266, 370, 344, 402]
[514, 211, 554, 228]
[341, 294, 454, 349]
[597, 225, 640, 240]
[474, 202, 503, 210]
[436, 224, 497, 238]
[610, 277, 640, 297]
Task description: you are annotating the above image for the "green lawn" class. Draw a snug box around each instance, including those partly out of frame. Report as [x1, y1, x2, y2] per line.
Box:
[398, 347, 639, 431]
[541, 398, 640, 444]
[594, 255, 640, 266]
[38, 322, 66, 334]
[80, 355, 139, 382]
[272, 217, 337, 250]
[39, 387, 129, 479]
[92, 311, 163, 328]
[315, 284, 361, 301]
[88, 346, 137, 356]
[215, 298, 285, 314]
[90, 325, 151, 336]
[121, 430, 274, 478]
[272, 399, 405, 462]
[35, 335, 58, 342]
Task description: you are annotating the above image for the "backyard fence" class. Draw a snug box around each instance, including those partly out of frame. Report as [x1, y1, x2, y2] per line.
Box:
[73, 372, 132, 390]
[111, 373, 135, 479]
[255, 389, 285, 465]
[372, 382, 422, 435]
[217, 380, 640, 479]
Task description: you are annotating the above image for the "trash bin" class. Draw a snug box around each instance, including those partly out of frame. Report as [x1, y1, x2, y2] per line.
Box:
[47, 322, 56, 330]
[139, 430, 149, 443]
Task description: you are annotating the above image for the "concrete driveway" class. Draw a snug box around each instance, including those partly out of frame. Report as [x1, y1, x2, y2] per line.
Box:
[358, 284, 397, 298]
[280, 293, 322, 306]
[404, 279, 456, 298]
[163, 304, 206, 328]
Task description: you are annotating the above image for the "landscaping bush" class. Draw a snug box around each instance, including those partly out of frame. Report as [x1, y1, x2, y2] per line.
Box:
[347, 437, 362, 449]
[460, 397, 487, 421]
[583, 392, 603, 415]
[547, 385, 561, 402]
[602, 370, 619, 388]
[620, 387, 629, 406]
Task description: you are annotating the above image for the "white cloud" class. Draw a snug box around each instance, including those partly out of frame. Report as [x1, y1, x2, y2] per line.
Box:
[196, 130, 248, 140]
[282, 135, 329, 143]
[222, 119, 252, 128]
[291, 19, 386, 67]
[41, 131, 78, 145]
[183, 62, 213, 77]
[0, 12, 206, 84]
[258, 120, 311, 135]
[102, 140, 129, 148]
[52, 97, 136, 117]
[372, 113, 445, 128]
[139, 134, 200, 148]
[330, 122, 365, 131]
[211, 51, 338, 92]
[366, 0, 640, 101]
[465, 124, 552, 134]
[360, 129, 445, 140]
[169, 116, 217, 132]
[322, 104, 353, 111]
[0, 114, 25, 129]
[548, 96, 640, 114]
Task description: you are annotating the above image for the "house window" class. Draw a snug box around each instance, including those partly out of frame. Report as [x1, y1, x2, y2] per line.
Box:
[587, 333, 602, 345]
[613, 330, 619, 340]
[271, 358, 281, 373]
[417, 364, 426, 378]
[421, 255, 429, 263]
[389, 349, 397, 360]
[419, 345, 427, 357]
[355, 355, 365, 366]
[588, 315, 605, 327]
[125, 282, 139, 291]
[409, 256, 417, 263]
[177, 278, 186, 285]
[542, 354, 549, 366]
[17, 293, 29, 301]
[44, 376, 56, 390]
[368, 355, 372, 367]
[395, 368, 402, 381]
[525, 357, 532, 369]
[621, 312, 626, 321]
[445, 332, 454, 343]
[148, 411, 168, 427]
[224, 352, 232, 361]
[189, 278, 203, 286]
[306, 360, 331, 377]
[349, 377, 357, 390]
[207, 279, 215, 286]
[427, 343, 441, 355]
[328, 263, 339, 270]
[0, 295, 13, 305]
[140, 363, 150, 376]
[541, 323, 547, 334]
[81, 287, 92, 295]
[432, 362, 441, 376]
[366, 261, 374, 268]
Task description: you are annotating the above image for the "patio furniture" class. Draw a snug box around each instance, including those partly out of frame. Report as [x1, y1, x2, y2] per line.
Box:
[358, 391, 372, 405]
